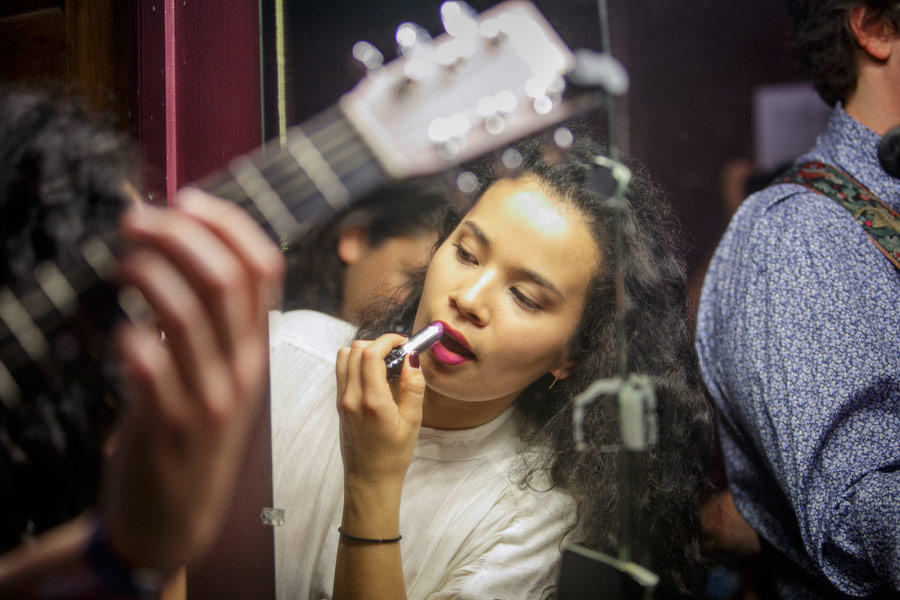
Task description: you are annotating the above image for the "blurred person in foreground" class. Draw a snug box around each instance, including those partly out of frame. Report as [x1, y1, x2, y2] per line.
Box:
[0, 88, 284, 597]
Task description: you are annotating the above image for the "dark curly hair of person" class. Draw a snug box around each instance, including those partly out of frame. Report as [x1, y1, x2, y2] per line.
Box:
[282, 177, 451, 317]
[0, 87, 134, 552]
[359, 133, 716, 598]
[787, 0, 900, 106]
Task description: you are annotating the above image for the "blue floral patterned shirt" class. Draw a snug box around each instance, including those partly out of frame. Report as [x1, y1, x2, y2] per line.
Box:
[696, 105, 900, 599]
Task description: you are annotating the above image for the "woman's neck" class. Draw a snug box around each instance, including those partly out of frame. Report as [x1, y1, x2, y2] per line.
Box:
[420, 388, 516, 430]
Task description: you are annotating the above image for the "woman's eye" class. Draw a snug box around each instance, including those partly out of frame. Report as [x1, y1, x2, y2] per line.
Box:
[454, 243, 477, 265]
[511, 287, 542, 311]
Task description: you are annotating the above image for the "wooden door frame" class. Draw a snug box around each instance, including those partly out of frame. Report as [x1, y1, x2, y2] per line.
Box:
[137, 2, 274, 598]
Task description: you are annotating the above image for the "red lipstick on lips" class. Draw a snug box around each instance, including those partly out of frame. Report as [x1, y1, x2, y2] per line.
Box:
[431, 321, 476, 365]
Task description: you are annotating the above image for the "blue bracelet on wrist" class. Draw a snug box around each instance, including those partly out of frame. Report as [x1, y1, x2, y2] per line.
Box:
[85, 521, 165, 597]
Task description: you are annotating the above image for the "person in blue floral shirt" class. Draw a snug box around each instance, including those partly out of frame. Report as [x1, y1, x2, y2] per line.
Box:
[696, 1, 900, 598]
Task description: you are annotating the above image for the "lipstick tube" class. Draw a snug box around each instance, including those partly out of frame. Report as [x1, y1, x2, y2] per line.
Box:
[385, 322, 443, 381]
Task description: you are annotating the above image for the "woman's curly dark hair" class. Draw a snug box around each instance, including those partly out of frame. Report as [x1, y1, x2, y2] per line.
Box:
[787, 0, 900, 106]
[0, 88, 134, 552]
[360, 134, 716, 597]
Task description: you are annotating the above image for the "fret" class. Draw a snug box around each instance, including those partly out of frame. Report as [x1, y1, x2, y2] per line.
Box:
[306, 116, 358, 157]
[272, 143, 375, 216]
[207, 176, 252, 207]
[35, 261, 79, 317]
[81, 236, 117, 282]
[325, 140, 374, 178]
[253, 152, 316, 195]
[117, 285, 154, 324]
[0, 359, 20, 408]
[0, 288, 51, 365]
[285, 127, 352, 212]
[229, 156, 299, 239]
[256, 111, 363, 209]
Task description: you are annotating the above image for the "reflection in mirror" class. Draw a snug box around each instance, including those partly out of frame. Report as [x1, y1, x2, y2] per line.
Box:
[281, 176, 457, 324]
[268, 132, 715, 598]
[260, 0, 840, 598]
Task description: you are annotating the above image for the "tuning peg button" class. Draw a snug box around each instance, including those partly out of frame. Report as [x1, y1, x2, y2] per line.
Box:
[456, 170, 479, 194]
[494, 90, 518, 114]
[501, 148, 523, 170]
[440, 1, 477, 37]
[479, 17, 502, 40]
[533, 95, 553, 115]
[396, 22, 433, 58]
[352, 41, 383, 72]
[484, 115, 506, 135]
[553, 127, 574, 149]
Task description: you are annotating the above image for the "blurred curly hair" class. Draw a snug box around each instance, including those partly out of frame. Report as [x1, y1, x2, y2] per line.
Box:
[0, 87, 134, 552]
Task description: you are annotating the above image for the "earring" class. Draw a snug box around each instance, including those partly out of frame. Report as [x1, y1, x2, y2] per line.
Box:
[548, 375, 560, 390]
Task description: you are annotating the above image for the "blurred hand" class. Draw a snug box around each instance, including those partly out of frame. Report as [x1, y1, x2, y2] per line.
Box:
[105, 188, 284, 573]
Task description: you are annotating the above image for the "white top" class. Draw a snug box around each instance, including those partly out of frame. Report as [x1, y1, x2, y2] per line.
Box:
[269, 310, 576, 600]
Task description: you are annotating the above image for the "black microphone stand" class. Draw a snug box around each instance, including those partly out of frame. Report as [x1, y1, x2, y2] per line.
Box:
[556, 3, 661, 595]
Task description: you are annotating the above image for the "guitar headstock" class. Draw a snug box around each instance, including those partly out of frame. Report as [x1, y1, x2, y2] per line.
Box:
[340, 0, 617, 179]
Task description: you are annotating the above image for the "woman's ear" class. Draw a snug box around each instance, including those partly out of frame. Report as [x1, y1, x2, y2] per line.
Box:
[550, 361, 577, 381]
[336, 224, 369, 266]
[849, 4, 896, 62]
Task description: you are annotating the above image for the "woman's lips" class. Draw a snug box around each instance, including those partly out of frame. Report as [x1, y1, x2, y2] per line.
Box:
[429, 322, 475, 366]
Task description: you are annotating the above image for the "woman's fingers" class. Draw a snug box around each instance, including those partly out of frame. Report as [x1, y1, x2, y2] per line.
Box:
[339, 340, 369, 414]
[336, 334, 423, 488]
[358, 334, 408, 405]
[337, 334, 411, 415]
[336, 333, 424, 431]
[395, 353, 425, 422]
[335, 346, 351, 406]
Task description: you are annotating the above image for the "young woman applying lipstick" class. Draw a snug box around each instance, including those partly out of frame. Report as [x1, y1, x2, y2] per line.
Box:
[269, 135, 714, 599]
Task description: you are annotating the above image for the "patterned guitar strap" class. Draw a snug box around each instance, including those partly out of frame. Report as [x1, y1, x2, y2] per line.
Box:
[776, 161, 900, 272]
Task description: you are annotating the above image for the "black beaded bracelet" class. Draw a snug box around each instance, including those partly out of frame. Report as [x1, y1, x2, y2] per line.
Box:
[338, 526, 402, 544]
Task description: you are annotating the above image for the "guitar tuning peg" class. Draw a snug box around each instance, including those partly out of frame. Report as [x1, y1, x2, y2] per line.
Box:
[435, 2, 478, 69]
[440, 1, 477, 37]
[553, 127, 574, 149]
[455, 170, 479, 194]
[351, 41, 384, 72]
[396, 22, 433, 58]
[478, 17, 502, 42]
[501, 148, 523, 171]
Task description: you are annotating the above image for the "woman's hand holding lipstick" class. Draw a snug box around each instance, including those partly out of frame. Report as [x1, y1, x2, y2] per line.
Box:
[335, 333, 426, 507]
[333, 335, 423, 600]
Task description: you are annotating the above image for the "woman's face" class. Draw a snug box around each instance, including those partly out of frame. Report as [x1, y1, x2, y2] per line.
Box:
[413, 176, 600, 426]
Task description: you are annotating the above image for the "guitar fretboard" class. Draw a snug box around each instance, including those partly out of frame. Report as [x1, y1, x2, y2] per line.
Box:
[202, 107, 385, 243]
[0, 105, 389, 407]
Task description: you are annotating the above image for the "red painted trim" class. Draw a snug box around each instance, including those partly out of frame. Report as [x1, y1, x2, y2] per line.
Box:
[173, 0, 262, 187]
[164, 0, 177, 204]
[138, 0, 261, 203]
[137, 0, 167, 203]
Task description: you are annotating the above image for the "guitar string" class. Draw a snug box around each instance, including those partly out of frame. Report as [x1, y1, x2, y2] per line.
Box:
[224, 116, 365, 214]
[261, 127, 367, 195]
[251, 110, 361, 188]
[254, 117, 374, 211]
